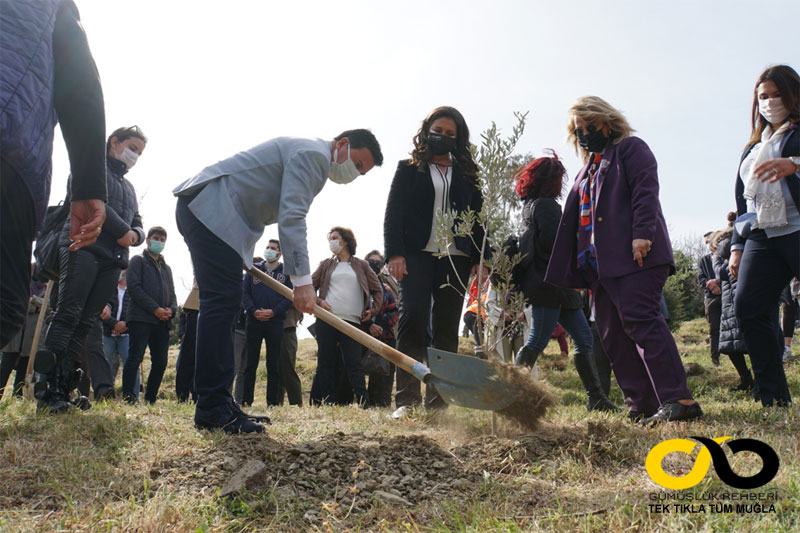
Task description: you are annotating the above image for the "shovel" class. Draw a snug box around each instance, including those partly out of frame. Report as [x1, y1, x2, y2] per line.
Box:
[247, 267, 517, 411]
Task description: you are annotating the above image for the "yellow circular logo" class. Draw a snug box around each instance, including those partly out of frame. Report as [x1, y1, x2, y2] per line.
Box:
[645, 436, 732, 490]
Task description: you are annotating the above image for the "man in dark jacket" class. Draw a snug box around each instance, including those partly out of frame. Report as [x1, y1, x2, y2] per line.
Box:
[0, 0, 107, 349]
[121, 227, 177, 404]
[697, 232, 722, 366]
[241, 240, 293, 406]
[101, 270, 139, 397]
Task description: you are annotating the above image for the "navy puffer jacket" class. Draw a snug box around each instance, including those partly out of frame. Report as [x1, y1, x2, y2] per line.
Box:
[714, 236, 747, 355]
[57, 157, 144, 267]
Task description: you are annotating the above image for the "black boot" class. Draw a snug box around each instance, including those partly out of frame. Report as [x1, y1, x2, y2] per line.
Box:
[33, 350, 73, 414]
[515, 346, 541, 368]
[574, 352, 618, 412]
[727, 352, 753, 392]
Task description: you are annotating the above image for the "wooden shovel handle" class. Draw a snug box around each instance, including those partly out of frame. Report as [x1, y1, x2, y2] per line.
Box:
[24, 280, 54, 400]
[247, 267, 430, 382]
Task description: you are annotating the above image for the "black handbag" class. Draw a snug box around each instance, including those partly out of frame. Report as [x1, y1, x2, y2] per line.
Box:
[361, 349, 390, 376]
[33, 192, 71, 282]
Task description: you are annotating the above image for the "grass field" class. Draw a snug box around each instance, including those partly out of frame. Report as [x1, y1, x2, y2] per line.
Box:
[1, 318, 798, 532]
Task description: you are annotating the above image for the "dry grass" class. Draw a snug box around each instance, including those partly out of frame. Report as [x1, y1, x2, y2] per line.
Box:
[1, 319, 799, 532]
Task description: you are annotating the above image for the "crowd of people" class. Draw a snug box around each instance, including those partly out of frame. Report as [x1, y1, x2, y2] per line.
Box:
[1, 1, 798, 434]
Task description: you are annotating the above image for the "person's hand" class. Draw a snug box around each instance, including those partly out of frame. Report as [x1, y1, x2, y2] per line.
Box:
[263, 309, 275, 321]
[706, 279, 721, 295]
[165, 308, 173, 319]
[293, 284, 316, 314]
[154, 307, 170, 321]
[470, 264, 489, 282]
[729, 250, 742, 280]
[369, 324, 383, 337]
[116, 230, 137, 248]
[112, 321, 127, 335]
[317, 299, 332, 311]
[754, 158, 796, 183]
[69, 199, 106, 251]
[100, 305, 112, 320]
[361, 309, 373, 322]
[632, 239, 652, 267]
[387, 255, 408, 282]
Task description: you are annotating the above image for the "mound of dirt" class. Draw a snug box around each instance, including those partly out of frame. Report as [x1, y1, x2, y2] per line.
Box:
[151, 433, 480, 507]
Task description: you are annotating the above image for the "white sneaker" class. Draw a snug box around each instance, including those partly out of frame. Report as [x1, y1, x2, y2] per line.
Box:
[783, 346, 793, 363]
[391, 406, 408, 419]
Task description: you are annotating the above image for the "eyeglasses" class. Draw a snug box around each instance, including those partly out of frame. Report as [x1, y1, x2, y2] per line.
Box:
[126, 125, 145, 136]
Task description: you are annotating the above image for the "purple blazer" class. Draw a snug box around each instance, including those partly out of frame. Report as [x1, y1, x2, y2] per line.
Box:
[545, 136, 675, 288]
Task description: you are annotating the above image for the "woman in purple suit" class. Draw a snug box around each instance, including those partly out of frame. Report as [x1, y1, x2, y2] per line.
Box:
[545, 96, 701, 425]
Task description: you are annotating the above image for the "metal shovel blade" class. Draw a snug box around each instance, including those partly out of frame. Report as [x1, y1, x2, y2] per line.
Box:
[426, 348, 516, 411]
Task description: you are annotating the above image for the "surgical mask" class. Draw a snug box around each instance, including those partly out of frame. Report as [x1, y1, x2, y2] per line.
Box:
[367, 259, 384, 275]
[115, 146, 139, 169]
[427, 132, 456, 155]
[576, 125, 608, 153]
[119, 273, 125, 282]
[328, 145, 360, 184]
[265, 249, 279, 263]
[329, 239, 343, 254]
[148, 240, 165, 254]
[759, 97, 790, 124]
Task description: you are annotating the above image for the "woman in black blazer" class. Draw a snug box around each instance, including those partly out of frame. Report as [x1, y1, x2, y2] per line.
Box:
[728, 64, 800, 408]
[383, 106, 484, 414]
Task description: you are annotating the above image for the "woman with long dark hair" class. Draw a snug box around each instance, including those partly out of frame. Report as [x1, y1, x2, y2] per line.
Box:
[514, 153, 617, 411]
[384, 106, 484, 415]
[728, 64, 800, 408]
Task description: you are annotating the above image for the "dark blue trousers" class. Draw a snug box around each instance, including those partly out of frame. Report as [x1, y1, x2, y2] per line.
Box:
[735, 229, 799, 406]
[176, 198, 241, 410]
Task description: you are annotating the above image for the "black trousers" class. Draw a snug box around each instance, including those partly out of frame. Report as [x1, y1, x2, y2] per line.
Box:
[122, 321, 170, 403]
[781, 285, 797, 339]
[279, 326, 303, 405]
[175, 309, 198, 402]
[0, 161, 36, 349]
[79, 317, 114, 397]
[243, 317, 283, 406]
[735, 229, 799, 406]
[704, 296, 722, 361]
[395, 251, 471, 409]
[367, 338, 396, 408]
[310, 319, 369, 407]
[45, 247, 121, 378]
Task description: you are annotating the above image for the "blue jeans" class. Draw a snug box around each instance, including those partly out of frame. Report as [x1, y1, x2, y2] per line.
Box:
[103, 334, 138, 396]
[524, 306, 593, 354]
[176, 197, 242, 410]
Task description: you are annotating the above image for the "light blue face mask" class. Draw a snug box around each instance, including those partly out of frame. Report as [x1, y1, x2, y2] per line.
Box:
[148, 240, 165, 254]
[265, 249, 279, 263]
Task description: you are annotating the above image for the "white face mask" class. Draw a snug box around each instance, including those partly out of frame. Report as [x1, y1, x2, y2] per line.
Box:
[115, 146, 140, 169]
[264, 249, 279, 263]
[328, 145, 360, 184]
[759, 97, 789, 125]
[329, 239, 343, 254]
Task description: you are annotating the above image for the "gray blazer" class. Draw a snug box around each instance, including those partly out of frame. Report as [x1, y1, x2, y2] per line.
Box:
[173, 137, 332, 277]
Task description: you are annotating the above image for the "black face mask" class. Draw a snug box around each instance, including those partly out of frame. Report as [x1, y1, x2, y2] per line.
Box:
[427, 132, 457, 155]
[576, 125, 608, 153]
[367, 259, 384, 275]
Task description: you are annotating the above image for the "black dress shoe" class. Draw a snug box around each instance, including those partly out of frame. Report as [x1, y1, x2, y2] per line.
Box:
[642, 402, 703, 426]
[231, 402, 272, 424]
[195, 402, 265, 434]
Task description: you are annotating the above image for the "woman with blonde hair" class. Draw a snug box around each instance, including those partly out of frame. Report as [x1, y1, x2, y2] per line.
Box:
[728, 64, 800, 408]
[545, 96, 701, 425]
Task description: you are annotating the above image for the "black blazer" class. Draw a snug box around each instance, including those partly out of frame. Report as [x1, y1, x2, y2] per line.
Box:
[733, 126, 800, 246]
[102, 286, 131, 336]
[383, 159, 484, 263]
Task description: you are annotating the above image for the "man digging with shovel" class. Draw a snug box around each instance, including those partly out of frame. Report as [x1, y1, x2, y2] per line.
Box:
[174, 130, 383, 434]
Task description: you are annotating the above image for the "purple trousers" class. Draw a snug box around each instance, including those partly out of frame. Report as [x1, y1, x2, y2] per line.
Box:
[591, 265, 692, 415]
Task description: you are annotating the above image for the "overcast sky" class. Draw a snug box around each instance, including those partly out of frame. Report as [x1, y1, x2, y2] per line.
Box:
[49, 0, 799, 335]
